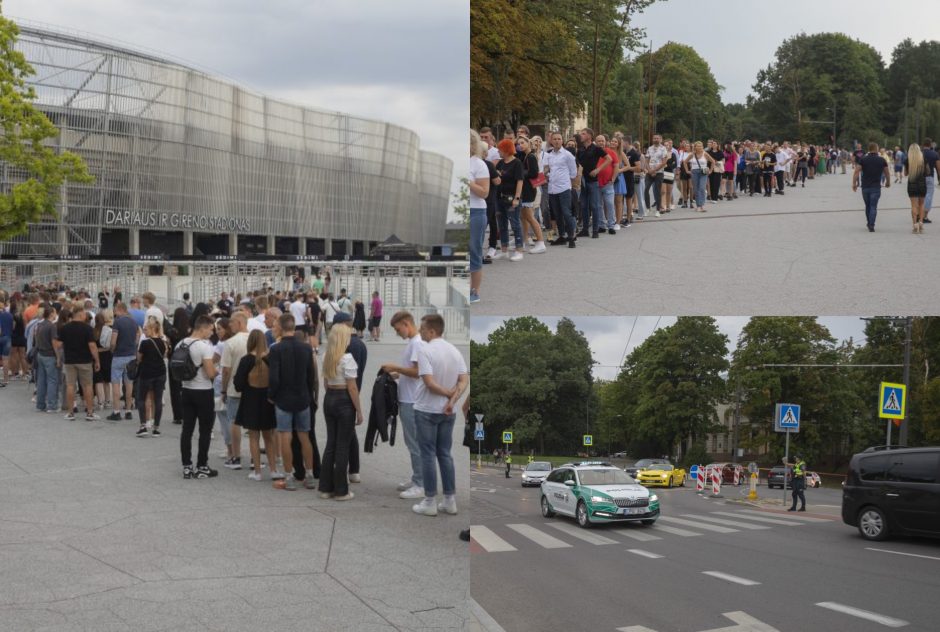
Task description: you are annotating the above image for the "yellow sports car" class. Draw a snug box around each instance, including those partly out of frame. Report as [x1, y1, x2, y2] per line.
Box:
[635, 464, 687, 488]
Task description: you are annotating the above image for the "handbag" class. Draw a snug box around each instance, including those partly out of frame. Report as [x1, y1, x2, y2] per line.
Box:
[662, 171, 675, 182]
[529, 172, 547, 188]
[126, 358, 140, 381]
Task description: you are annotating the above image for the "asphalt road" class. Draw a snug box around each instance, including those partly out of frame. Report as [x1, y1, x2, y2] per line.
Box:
[473, 173, 940, 315]
[469, 466, 939, 632]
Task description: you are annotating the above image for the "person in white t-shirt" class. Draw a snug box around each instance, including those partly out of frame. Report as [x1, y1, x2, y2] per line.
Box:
[142, 292, 164, 327]
[289, 294, 310, 334]
[247, 295, 269, 333]
[469, 130, 490, 304]
[336, 289, 354, 317]
[381, 311, 425, 500]
[177, 315, 218, 479]
[411, 314, 468, 517]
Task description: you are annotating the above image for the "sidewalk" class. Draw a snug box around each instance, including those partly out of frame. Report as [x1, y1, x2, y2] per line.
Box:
[0, 341, 472, 632]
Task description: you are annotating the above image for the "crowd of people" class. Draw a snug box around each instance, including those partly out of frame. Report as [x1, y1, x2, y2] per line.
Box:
[0, 279, 468, 517]
[468, 125, 939, 302]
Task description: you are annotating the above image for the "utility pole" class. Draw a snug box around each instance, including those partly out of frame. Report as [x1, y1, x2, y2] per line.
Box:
[899, 317, 912, 445]
[832, 101, 837, 147]
[731, 383, 742, 463]
[904, 88, 909, 151]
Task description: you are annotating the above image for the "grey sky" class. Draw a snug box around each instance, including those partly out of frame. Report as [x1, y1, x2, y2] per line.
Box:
[471, 316, 868, 381]
[6, 0, 468, 219]
[637, 0, 940, 104]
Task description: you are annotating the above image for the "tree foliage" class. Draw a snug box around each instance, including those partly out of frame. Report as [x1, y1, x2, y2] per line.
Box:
[0, 14, 93, 240]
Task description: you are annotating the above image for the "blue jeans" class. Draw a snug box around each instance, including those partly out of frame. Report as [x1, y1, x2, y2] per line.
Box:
[0, 336, 10, 358]
[415, 409, 456, 497]
[548, 189, 576, 239]
[925, 176, 934, 214]
[275, 406, 311, 432]
[35, 354, 59, 410]
[496, 197, 523, 249]
[600, 182, 616, 229]
[635, 177, 646, 217]
[862, 186, 881, 227]
[691, 170, 708, 208]
[399, 402, 422, 488]
[581, 180, 600, 232]
[469, 207, 486, 273]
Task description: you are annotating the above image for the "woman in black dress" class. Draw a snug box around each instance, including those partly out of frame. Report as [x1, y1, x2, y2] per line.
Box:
[167, 307, 190, 424]
[8, 299, 27, 380]
[234, 329, 278, 481]
[353, 301, 366, 338]
[92, 310, 113, 410]
[135, 315, 168, 437]
[904, 143, 927, 234]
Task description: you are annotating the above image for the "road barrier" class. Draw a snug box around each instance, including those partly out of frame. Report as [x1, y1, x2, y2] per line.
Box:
[695, 465, 705, 493]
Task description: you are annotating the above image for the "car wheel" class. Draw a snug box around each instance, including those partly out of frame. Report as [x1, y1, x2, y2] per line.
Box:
[680, 474, 686, 487]
[666, 477, 672, 489]
[858, 506, 889, 541]
[641, 519, 656, 526]
[576, 501, 592, 528]
[540, 495, 555, 518]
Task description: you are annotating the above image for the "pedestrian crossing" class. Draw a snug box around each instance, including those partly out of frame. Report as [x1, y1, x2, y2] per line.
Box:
[471, 509, 832, 553]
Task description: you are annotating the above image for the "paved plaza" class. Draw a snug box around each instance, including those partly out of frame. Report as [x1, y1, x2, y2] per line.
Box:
[0, 342, 473, 632]
[474, 173, 940, 315]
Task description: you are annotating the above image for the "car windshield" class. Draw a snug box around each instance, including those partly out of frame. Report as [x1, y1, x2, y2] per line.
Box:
[644, 464, 673, 472]
[578, 469, 635, 486]
[633, 459, 660, 468]
[526, 462, 551, 471]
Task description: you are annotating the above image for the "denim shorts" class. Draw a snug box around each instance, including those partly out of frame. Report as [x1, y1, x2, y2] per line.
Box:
[111, 354, 135, 383]
[275, 406, 311, 432]
[0, 336, 10, 358]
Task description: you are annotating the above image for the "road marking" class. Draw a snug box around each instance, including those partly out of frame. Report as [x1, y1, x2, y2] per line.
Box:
[735, 509, 831, 523]
[711, 511, 803, 526]
[627, 549, 663, 559]
[616, 626, 657, 632]
[469, 526, 517, 552]
[470, 487, 497, 493]
[682, 514, 771, 530]
[865, 547, 940, 562]
[618, 611, 780, 632]
[702, 571, 761, 586]
[506, 523, 572, 549]
[610, 527, 663, 542]
[545, 522, 617, 545]
[653, 524, 703, 537]
[659, 515, 738, 533]
[815, 602, 909, 627]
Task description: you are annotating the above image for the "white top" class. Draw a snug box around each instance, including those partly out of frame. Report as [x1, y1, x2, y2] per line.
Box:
[323, 300, 340, 324]
[775, 150, 789, 172]
[397, 334, 424, 404]
[469, 156, 489, 209]
[486, 145, 500, 163]
[180, 337, 214, 390]
[688, 153, 709, 172]
[220, 331, 249, 397]
[544, 147, 577, 194]
[289, 300, 308, 327]
[145, 305, 164, 325]
[98, 324, 112, 349]
[646, 144, 668, 170]
[326, 352, 359, 387]
[337, 295, 354, 315]
[247, 314, 267, 333]
[414, 338, 468, 414]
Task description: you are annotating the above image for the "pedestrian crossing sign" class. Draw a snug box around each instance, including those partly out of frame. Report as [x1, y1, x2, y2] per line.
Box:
[503, 431, 513, 444]
[774, 403, 800, 433]
[475, 429, 485, 441]
[879, 382, 906, 419]
[583, 435, 593, 446]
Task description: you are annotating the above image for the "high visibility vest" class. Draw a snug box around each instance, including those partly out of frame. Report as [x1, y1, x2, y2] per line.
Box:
[793, 461, 805, 477]
[528, 456, 534, 464]
[506, 456, 512, 464]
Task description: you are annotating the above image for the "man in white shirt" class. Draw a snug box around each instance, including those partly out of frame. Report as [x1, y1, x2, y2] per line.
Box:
[774, 144, 790, 195]
[480, 127, 500, 164]
[645, 135, 667, 216]
[381, 311, 425, 500]
[247, 295, 269, 333]
[337, 288, 354, 317]
[411, 314, 468, 517]
[141, 292, 164, 326]
[289, 293, 309, 333]
[544, 131, 579, 247]
[220, 313, 250, 470]
[176, 315, 218, 479]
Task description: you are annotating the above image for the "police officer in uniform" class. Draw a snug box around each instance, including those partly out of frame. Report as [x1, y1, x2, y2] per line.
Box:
[505, 453, 512, 478]
[788, 454, 807, 512]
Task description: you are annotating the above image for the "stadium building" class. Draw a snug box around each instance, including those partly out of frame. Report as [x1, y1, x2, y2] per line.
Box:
[1, 24, 453, 258]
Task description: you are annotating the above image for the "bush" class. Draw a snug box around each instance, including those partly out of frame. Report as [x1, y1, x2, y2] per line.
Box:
[682, 442, 711, 469]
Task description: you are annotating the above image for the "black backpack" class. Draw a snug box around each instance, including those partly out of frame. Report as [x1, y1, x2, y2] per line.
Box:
[169, 340, 200, 381]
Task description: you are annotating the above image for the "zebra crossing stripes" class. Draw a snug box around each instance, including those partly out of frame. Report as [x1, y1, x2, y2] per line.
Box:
[615, 528, 663, 542]
[650, 524, 703, 537]
[709, 511, 804, 526]
[545, 522, 619, 545]
[735, 509, 832, 523]
[658, 516, 738, 534]
[470, 526, 517, 552]
[680, 513, 771, 530]
[506, 523, 572, 549]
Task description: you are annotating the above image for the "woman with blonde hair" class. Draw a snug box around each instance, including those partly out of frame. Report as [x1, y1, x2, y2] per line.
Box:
[318, 324, 363, 501]
[683, 141, 717, 213]
[468, 129, 489, 304]
[233, 329, 279, 481]
[904, 143, 927, 233]
[516, 136, 546, 254]
[93, 309, 113, 410]
[135, 315, 168, 437]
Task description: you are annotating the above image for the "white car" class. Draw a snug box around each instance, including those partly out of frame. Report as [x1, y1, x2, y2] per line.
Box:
[540, 462, 660, 528]
[521, 461, 553, 487]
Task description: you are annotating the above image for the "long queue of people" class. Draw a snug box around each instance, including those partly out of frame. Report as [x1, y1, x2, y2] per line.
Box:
[0, 283, 468, 517]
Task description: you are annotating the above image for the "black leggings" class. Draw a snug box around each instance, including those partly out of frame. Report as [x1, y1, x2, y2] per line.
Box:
[181, 388, 214, 468]
[137, 375, 165, 426]
[762, 171, 774, 193]
[168, 375, 183, 421]
[319, 390, 356, 496]
[486, 197, 499, 249]
[708, 172, 722, 201]
[775, 171, 785, 192]
[796, 165, 808, 183]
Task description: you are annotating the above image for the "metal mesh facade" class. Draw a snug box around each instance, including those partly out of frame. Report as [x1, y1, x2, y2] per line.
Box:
[1, 25, 453, 256]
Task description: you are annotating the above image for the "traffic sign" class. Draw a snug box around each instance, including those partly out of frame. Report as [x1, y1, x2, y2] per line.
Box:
[774, 403, 801, 433]
[879, 382, 906, 419]
[502, 431, 513, 444]
[689, 464, 700, 478]
[475, 413, 484, 423]
[475, 421, 483, 434]
[583, 434, 593, 447]
[474, 429, 485, 441]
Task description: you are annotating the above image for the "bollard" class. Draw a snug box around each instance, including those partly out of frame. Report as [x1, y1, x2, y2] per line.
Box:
[733, 467, 740, 486]
[696, 466, 705, 493]
[748, 472, 758, 501]
[710, 467, 723, 498]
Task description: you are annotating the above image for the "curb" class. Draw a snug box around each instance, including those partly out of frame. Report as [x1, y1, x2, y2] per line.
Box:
[468, 597, 508, 632]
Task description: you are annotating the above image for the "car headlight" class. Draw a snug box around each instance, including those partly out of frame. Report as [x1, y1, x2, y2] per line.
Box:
[590, 496, 613, 504]
[648, 494, 658, 502]
[660, 474, 668, 478]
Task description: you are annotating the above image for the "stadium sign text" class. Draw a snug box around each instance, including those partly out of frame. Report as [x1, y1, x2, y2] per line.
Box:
[104, 209, 250, 233]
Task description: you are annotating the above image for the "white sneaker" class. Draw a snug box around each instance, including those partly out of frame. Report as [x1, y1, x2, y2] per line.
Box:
[399, 485, 425, 499]
[509, 251, 523, 262]
[486, 247, 496, 258]
[396, 480, 413, 492]
[349, 473, 361, 483]
[412, 498, 438, 517]
[270, 470, 286, 480]
[613, 224, 620, 231]
[528, 241, 546, 254]
[247, 472, 262, 481]
[491, 250, 507, 260]
[654, 211, 661, 217]
[709, 199, 717, 204]
[438, 495, 458, 515]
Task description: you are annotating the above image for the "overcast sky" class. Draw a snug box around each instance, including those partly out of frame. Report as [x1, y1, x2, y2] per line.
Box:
[7, 0, 468, 219]
[637, 0, 940, 104]
[471, 316, 869, 381]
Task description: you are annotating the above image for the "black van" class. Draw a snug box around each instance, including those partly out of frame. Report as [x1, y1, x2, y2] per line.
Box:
[842, 446, 940, 541]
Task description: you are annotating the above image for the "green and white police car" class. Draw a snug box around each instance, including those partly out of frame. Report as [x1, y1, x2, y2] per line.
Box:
[540, 462, 660, 529]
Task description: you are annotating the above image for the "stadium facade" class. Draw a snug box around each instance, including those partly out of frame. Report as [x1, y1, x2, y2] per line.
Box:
[2, 24, 453, 258]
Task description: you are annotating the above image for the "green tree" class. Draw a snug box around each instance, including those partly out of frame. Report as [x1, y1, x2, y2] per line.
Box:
[885, 39, 940, 141]
[0, 13, 93, 240]
[450, 177, 469, 250]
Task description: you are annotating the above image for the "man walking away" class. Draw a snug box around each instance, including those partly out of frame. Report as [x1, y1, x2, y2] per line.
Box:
[853, 143, 890, 232]
[788, 454, 807, 512]
[60, 306, 100, 421]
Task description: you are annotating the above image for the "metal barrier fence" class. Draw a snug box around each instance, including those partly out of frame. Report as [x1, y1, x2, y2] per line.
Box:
[0, 259, 469, 339]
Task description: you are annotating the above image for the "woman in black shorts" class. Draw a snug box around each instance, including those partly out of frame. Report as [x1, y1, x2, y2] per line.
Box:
[904, 143, 927, 233]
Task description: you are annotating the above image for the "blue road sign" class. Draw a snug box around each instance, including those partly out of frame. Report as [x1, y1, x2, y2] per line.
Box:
[474, 429, 485, 441]
[775, 403, 800, 432]
[689, 464, 700, 478]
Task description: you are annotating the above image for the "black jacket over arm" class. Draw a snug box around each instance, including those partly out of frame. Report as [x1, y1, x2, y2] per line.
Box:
[365, 370, 399, 452]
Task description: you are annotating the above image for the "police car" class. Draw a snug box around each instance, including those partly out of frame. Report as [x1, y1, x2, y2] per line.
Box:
[540, 462, 660, 529]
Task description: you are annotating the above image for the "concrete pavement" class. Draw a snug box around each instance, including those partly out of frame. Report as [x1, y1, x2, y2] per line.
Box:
[474, 173, 940, 315]
[0, 340, 473, 632]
